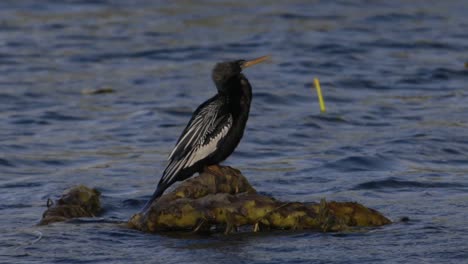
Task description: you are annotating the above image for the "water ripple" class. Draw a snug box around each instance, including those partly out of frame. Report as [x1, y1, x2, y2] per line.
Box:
[353, 178, 466, 190]
[40, 111, 87, 121]
[324, 155, 398, 172]
[0, 158, 15, 167]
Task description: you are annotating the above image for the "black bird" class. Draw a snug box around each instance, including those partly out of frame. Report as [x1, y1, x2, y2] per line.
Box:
[142, 55, 269, 211]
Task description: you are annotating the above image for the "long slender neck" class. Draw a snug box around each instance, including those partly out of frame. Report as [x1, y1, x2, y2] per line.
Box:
[237, 74, 252, 112]
[222, 74, 252, 114]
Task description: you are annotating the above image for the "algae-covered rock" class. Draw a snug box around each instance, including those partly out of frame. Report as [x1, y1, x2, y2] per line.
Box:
[39, 185, 101, 225]
[39, 166, 391, 233]
[129, 165, 391, 233]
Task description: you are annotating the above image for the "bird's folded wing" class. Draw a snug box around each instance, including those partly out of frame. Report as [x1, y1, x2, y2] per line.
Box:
[161, 99, 232, 186]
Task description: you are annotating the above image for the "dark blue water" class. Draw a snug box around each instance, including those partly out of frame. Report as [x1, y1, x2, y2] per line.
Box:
[1, 1, 468, 263]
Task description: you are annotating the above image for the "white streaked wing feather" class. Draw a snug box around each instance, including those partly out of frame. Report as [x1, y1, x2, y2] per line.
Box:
[168, 101, 221, 160]
[161, 99, 232, 186]
[161, 117, 232, 186]
[162, 154, 190, 185]
[186, 116, 232, 167]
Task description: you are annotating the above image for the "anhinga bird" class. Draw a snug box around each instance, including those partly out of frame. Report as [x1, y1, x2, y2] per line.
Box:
[142, 55, 269, 211]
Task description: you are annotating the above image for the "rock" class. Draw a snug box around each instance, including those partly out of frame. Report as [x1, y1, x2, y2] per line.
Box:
[128, 165, 391, 233]
[39, 167, 391, 233]
[39, 185, 101, 225]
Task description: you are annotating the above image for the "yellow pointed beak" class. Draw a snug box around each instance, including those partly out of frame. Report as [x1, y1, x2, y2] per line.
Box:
[241, 55, 270, 69]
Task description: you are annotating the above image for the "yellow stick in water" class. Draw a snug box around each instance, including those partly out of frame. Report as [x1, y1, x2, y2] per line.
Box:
[313, 78, 326, 112]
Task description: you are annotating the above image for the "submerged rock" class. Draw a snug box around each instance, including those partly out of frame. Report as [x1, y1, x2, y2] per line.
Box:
[39, 185, 101, 225]
[128, 165, 391, 233]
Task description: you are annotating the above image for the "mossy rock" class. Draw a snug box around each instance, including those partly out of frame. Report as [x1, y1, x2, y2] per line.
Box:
[128, 165, 391, 233]
[38, 166, 391, 233]
[39, 185, 101, 225]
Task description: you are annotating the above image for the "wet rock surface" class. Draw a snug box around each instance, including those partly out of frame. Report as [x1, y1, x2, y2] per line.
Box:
[39, 185, 101, 225]
[128, 166, 391, 233]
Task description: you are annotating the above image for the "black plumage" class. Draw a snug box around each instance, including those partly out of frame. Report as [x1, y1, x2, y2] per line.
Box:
[142, 56, 268, 211]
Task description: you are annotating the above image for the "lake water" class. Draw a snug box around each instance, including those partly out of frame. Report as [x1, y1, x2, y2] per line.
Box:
[1, 1, 468, 263]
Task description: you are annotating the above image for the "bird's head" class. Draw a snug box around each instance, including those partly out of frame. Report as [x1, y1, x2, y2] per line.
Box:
[212, 55, 269, 93]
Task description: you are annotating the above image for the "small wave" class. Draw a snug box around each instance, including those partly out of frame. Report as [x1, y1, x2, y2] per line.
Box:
[0, 203, 31, 210]
[66, 218, 123, 225]
[161, 106, 193, 117]
[0, 158, 15, 167]
[337, 78, 389, 90]
[365, 12, 443, 23]
[69, 45, 206, 63]
[316, 43, 365, 54]
[324, 155, 396, 172]
[11, 119, 50, 125]
[40, 111, 86, 121]
[305, 114, 347, 124]
[362, 38, 459, 51]
[430, 67, 468, 80]
[40, 159, 67, 166]
[349, 114, 392, 127]
[353, 178, 465, 190]
[253, 91, 287, 105]
[0, 59, 18, 65]
[278, 13, 344, 21]
[226, 41, 268, 49]
[41, 23, 67, 31]
[442, 148, 462, 155]
[398, 67, 468, 85]
[1, 181, 43, 188]
[122, 198, 144, 208]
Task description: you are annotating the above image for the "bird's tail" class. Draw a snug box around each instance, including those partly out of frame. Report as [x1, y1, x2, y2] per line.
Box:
[140, 186, 166, 212]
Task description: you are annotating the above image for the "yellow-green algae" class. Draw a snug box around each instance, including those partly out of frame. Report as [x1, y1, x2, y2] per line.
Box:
[128, 165, 391, 233]
[39, 185, 101, 225]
